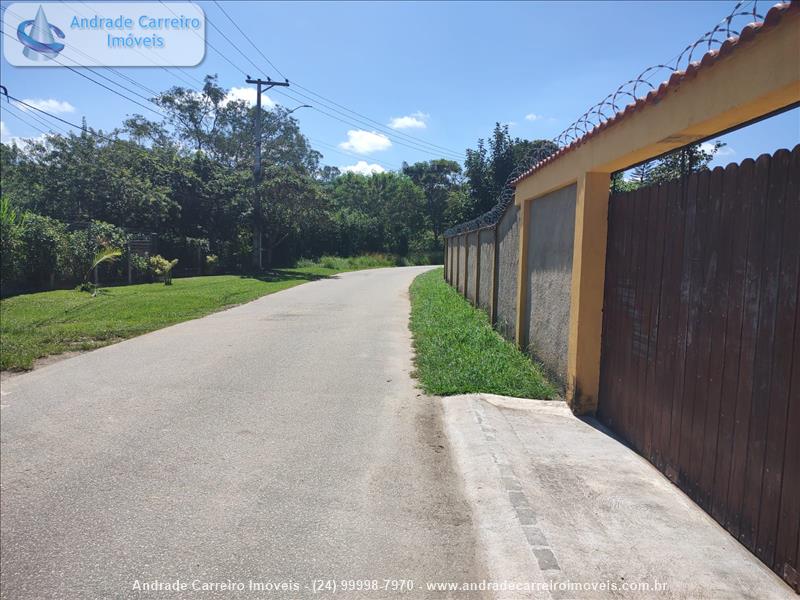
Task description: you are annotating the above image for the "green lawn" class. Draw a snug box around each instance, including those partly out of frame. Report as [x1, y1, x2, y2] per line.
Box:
[409, 268, 556, 399]
[0, 268, 337, 371]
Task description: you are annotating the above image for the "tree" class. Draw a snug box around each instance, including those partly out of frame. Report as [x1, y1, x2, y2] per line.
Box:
[463, 123, 558, 218]
[327, 172, 426, 257]
[464, 138, 492, 216]
[402, 159, 462, 242]
[1, 73, 453, 288]
[259, 165, 328, 265]
[630, 162, 653, 186]
[153, 75, 320, 172]
[615, 141, 726, 191]
[647, 141, 724, 184]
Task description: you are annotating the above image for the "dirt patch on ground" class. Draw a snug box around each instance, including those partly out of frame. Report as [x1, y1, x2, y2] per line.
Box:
[1, 351, 86, 382]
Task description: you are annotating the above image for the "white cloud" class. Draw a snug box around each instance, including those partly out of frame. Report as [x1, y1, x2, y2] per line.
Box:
[701, 141, 735, 157]
[525, 113, 543, 121]
[389, 111, 429, 130]
[339, 129, 392, 153]
[20, 98, 75, 114]
[341, 160, 386, 175]
[0, 121, 11, 143]
[0, 122, 48, 148]
[225, 87, 275, 108]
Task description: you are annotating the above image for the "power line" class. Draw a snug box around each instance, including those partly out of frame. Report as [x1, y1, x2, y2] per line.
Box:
[3, 100, 71, 135]
[199, 3, 463, 160]
[49, 61, 164, 117]
[1, 92, 120, 143]
[67, 0, 207, 91]
[6, 5, 160, 98]
[56, 0, 464, 161]
[0, 28, 163, 117]
[210, 0, 463, 159]
[4, 3, 442, 164]
[2, 106, 52, 138]
[272, 87, 464, 160]
[309, 138, 400, 171]
[274, 87, 464, 160]
[211, 0, 288, 81]
[204, 12, 268, 82]
[158, 0, 248, 77]
[296, 86, 464, 159]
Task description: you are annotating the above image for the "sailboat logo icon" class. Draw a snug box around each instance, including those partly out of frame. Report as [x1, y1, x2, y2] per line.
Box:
[17, 5, 65, 61]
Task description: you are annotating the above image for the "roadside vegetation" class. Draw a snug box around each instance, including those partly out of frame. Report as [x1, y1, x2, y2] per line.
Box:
[409, 268, 556, 399]
[296, 253, 434, 271]
[1, 70, 561, 300]
[0, 267, 337, 371]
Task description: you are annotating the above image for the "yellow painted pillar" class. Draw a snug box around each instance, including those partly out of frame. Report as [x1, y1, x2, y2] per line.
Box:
[566, 172, 611, 415]
[514, 198, 530, 348]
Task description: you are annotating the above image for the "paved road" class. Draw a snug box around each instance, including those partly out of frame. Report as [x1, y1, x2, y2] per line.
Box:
[1, 267, 485, 599]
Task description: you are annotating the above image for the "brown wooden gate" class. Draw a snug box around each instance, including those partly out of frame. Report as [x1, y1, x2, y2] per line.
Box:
[598, 145, 800, 590]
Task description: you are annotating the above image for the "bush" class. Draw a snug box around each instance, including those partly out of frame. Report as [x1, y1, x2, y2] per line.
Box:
[130, 254, 154, 282]
[294, 253, 400, 271]
[0, 197, 26, 285]
[82, 221, 129, 282]
[149, 254, 179, 285]
[0, 211, 132, 294]
[205, 254, 219, 274]
[15, 213, 68, 287]
[157, 235, 210, 276]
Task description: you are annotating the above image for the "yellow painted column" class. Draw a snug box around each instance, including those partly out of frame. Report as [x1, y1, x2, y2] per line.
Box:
[566, 172, 611, 415]
[514, 198, 530, 348]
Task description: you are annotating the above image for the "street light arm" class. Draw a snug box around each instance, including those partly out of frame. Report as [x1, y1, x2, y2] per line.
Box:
[286, 104, 312, 115]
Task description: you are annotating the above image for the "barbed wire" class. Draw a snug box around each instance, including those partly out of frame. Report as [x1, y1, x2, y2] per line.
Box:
[445, 0, 776, 237]
[553, 0, 766, 147]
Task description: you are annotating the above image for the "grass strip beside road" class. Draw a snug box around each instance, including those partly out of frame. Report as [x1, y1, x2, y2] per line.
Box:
[409, 268, 556, 399]
[0, 268, 335, 371]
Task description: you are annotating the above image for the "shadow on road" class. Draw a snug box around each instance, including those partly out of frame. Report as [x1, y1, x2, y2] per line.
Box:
[240, 269, 341, 283]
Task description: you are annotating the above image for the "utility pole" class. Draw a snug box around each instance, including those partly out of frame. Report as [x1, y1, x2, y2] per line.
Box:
[246, 76, 290, 271]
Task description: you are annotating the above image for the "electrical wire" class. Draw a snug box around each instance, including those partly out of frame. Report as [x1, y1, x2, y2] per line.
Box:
[210, 0, 288, 81]
[2, 106, 52, 138]
[0, 28, 163, 117]
[210, 0, 464, 159]
[2, 93, 120, 143]
[65, 0, 207, 91]
[2, 100, 72, 135]
[4, 2, 445, 164]
[182, 2, 465, 160]
[157, 0, 248, 77]
[273, 87, 464, 160]
[309, 137, 400, 171]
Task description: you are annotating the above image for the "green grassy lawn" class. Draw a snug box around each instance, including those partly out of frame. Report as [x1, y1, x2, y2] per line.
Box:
[0, 268, 337, 371]
[409, 268, 556, 399]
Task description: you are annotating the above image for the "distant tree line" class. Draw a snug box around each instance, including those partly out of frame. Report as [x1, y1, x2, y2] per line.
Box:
[0, 75, 564, 294]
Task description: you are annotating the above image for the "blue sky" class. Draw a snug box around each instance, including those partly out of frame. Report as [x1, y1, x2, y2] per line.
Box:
[1, 0, 798, 174]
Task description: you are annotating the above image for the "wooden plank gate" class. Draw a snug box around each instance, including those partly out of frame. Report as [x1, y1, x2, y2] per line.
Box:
[598, 145, 800, 590]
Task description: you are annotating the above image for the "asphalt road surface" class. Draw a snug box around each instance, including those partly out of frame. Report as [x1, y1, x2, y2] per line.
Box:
[1, 266, 486, 599]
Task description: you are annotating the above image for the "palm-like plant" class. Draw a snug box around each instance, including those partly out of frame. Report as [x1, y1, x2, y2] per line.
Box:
[0, 196, 25, 228]
[82, 247, 122, 295]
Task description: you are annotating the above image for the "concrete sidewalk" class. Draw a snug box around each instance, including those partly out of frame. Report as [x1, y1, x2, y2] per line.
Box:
[442, 394, 794, 599]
